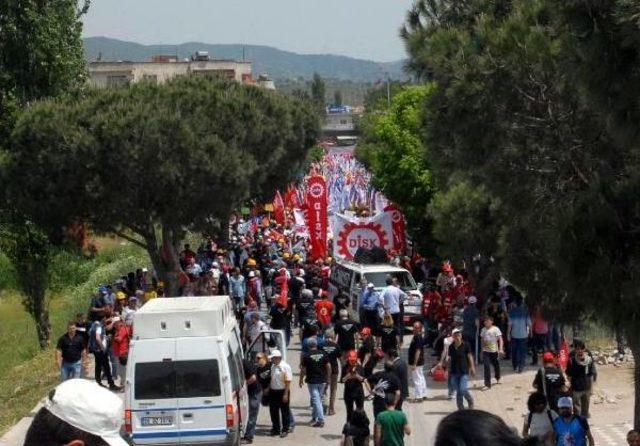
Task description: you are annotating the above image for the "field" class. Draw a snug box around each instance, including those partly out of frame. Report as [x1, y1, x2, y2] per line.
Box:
[0, 240, 149, 434]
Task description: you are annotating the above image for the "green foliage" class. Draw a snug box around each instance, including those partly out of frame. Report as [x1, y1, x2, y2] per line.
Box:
[6, 76, 318, 292]
[311, 72, 327, 113]
[0, 0, 88, 142]
[428, 178, 503, 260]
[0, 252, 17, 291]
[402, 0, 640, 425]
[357, 85, 436, 251]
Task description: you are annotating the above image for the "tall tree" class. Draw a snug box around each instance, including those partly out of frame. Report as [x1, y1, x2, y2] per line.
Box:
[356, 85, 436, 251]
[333, 89, 343, 106]
[310, 72, 326, 114]
[0, 0, 89, 347]
[402, 0, 640, 426]
[6, 76, 318, 296]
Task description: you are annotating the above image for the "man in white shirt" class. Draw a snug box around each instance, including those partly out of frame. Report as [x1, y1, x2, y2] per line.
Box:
[381, 276, 407, 330]
[246, 313, 267, 354]
[480, 316, 504, 389]
[269, 350, 292, 438]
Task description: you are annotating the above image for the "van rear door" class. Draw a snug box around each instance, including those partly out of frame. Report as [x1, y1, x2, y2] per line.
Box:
[130, 339, 179, 445]
[175, 337, 227, 444]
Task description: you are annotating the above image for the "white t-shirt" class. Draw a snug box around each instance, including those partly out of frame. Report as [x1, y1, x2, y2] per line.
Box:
[270, 361, 293, 390]
[528, 410, 558, 445]
[480, 326, 502, 353]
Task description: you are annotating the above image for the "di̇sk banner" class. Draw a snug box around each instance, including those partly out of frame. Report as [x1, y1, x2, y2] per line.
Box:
[306, 176, 328, 259]
[332, 212, 394, 261]
[384, 203, 407, 253]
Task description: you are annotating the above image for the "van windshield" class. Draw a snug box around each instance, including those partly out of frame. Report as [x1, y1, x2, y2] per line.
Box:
[363, 271, 417, 291]
[135, 360, 221, 399]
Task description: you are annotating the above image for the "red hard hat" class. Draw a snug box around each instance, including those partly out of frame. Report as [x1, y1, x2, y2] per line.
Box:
[347, 350, 358, 364]
[542, 351, 555, 363]
[360, 327, 371, 336]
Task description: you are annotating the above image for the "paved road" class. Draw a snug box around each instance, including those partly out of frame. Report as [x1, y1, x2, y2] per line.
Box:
[254, 334, 454, 446]
[2, 332, 634, 446]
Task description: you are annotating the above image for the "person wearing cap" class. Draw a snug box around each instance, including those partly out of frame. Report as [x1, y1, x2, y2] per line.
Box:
[341, 350, 366, 422]
[533, 351, 566, 412]
[462, 296, 480, 361]
[551, 396, 594, 446]
[480, 315, 504, 390]
[358, 327, 377, 378]
[446, 328, 475, 410]
[88, 313, 119, 392]
[360, 282, 381, 331]
[268, 349, 293, 437]
[56, 321, 88, 382]
[24, 379, 128, 446]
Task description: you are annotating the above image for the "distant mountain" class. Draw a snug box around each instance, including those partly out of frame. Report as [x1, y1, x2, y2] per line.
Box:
[83, 37, 407, 82]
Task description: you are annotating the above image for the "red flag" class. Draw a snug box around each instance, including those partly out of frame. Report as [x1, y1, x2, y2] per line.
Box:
[306, 176, 328, 259]
[384, 203, 407, 254]
[277, 269, 289, 307]
[558, 340, 570, 371]
[284, 185, 298, 209]
[273, 190, 285, 225]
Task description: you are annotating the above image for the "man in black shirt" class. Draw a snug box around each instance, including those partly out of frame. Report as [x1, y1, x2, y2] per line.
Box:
[297, 289, 316, 328]
[332, 292, 350, 322]
[387, 349, 408, 410]
[322, 331, 342, 416]
[533, 352, 566, 411]
[243, 358, 261, 443]
[269, 301, 290, 345]
[408, 321, 428, 401]
[358, 327, 377, 378]
[56, 321, 87, 381]
[299, 337, 331, 427]
[367, 361, 401, 420]
[446, 328, 475, 410]
[341, 350, 366, 422]
[335, 310, 359, 356]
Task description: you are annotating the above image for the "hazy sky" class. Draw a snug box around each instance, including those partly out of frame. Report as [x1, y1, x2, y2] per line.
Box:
[82, 0, 415, 62]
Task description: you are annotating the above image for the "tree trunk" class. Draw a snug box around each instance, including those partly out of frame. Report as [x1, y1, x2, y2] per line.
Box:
[628, 334, 640, 430]
[144, 225, 182, 297]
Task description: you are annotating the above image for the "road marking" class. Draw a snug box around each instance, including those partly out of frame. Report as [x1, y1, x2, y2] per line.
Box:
[590, 423, 632, 446]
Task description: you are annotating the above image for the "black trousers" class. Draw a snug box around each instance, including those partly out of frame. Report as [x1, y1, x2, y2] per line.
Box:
[344, 394, 364, 422]
[363, 310, 379, 330]
[94, 351, 115, 387]
[391, 312, 402, 331]
[269, 389, 291, 434]
[482, 351, 501, 387]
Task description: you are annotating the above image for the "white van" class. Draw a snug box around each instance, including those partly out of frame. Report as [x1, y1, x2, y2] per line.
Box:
[328, 261, 423, 327]
[124, 296, 248, 446]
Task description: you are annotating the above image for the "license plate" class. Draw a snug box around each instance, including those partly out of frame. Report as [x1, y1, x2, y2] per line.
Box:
[141, 416, 173, 426]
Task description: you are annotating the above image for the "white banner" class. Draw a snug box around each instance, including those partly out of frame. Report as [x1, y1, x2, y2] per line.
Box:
[332, 212, 393, 261]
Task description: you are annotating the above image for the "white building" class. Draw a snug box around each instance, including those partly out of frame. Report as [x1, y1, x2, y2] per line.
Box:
[88, 52, 257, 88]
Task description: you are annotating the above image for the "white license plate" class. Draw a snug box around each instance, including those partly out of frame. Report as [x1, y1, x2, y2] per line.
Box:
[141, 416, 173, 426]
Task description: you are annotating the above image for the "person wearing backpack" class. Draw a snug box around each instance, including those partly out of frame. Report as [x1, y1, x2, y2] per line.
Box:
[533, 351, 567, 411]
[523, 392, 557, 446]
[552, 397, 594, 446]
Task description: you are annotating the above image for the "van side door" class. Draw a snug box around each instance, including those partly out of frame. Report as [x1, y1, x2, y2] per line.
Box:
[129, 339, 179, 445]
[175, 337, 227, 444]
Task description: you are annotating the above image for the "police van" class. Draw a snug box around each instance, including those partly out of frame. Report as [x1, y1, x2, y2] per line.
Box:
[125, 296, 249, 446]
[328, 261, 423, 327]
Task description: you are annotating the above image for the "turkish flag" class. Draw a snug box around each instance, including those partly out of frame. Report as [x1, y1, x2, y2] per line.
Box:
[384, 203, 407, 253]
[306, 176, 328, 259]
[273, 190, 285, 225]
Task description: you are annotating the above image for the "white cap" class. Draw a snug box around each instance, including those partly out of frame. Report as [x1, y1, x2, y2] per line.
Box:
[248, 271, 255, 278]
[45, 379, 127, 446]
[141, 267, 148, 273]
[468, 296, 477, 304]
[452, 328, 462, 335]
[557, 396, 573, 409]
[367, 283, 375, 288]
[269, 349, 282, 359]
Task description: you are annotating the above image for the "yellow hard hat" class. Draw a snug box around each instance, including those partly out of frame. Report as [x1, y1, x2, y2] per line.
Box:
[293, 254, 301, 261]
[283, 252, 291, 259]
[247, 258, 257, 267]
[116, 291, 126, 301]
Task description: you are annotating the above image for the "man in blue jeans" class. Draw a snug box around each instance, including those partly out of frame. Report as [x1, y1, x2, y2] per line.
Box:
[242, 358, 261, 444]
[55, 321, 87, 381]
[446, 328, 476, 410]
[299, 337, 331, 427]
[508, 296, 531, 373]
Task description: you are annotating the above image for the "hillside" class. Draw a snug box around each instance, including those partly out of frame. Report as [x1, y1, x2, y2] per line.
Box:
[83, 37, 407, 82]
